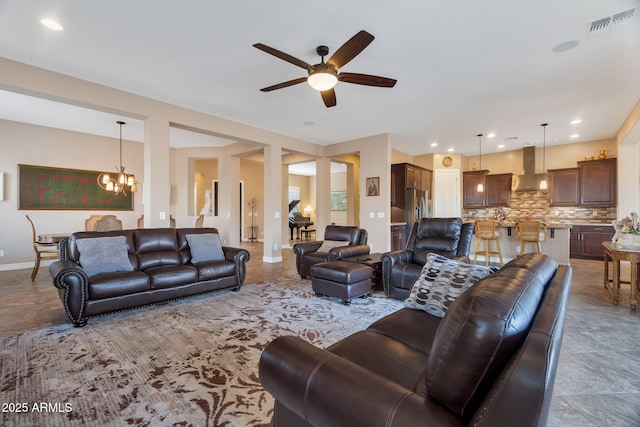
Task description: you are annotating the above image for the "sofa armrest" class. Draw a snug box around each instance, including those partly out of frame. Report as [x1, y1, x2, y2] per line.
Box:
[49, 260, 90, 327]
[381, 250, 413, 296]
[292, 241, 323, 256]
[328, 244, 370, 260]
[259, 336, 462, 427]
[222, 246, 250, 286]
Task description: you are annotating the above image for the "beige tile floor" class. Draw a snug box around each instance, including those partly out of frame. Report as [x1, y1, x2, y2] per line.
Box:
[1, 242, 639, 426]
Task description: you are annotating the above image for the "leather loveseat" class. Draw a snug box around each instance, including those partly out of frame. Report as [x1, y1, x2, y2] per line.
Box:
[259, 253, 572, 427]
[49, 227, 249, 327]
[293, 225, 369, 279]
[382, 217, 474, 299]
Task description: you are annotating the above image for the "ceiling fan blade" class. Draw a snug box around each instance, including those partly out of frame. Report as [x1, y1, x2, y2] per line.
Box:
[253, 43, 312, 70]
[259, 77, 308, 92]
[327, 30, 375, 69]
[320, 88, 337, 108]
[339, 72, 397, 87]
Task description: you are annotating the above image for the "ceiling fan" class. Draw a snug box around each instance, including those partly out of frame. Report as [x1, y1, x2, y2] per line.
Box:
[253, 30, 397, 108]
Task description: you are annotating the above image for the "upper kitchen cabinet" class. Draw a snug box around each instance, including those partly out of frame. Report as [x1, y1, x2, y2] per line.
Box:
[549, 167, 580, 206]
[462, 170, 488, 208]
[463, 171, 511, 208]
[579, 158, 616, 207]
[391, 163, 433, 194]
[485, 173, 513, 207]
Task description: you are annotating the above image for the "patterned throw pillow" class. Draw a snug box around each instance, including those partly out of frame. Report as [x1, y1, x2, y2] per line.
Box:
[317, 240, 350, 252]
[404, 253, 496, 318]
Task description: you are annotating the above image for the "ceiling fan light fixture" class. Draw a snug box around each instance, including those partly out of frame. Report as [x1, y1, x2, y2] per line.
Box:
[307, 70, 338, 91]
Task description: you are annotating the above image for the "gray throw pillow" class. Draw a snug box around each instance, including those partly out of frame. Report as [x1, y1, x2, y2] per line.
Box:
[404, 253, 495, 318]
[317, 240, 350, 252]
[186, 233, 225, 263]
[76, 236, 134, 278]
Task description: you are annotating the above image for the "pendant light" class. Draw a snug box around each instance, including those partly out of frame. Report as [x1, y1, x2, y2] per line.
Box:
[477, 133, 484, 192]
[97, 121, 138, 196]
[539, 123, 548, 190]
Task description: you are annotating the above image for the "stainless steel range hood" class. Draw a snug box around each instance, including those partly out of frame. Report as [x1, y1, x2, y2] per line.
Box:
[512, 146, 547, 191]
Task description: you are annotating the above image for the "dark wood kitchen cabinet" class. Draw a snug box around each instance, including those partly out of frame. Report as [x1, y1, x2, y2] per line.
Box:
[463, 171, 511, 208]
[391, 163, 433, 208]
[549, 167, 580, 206]
[570, 225, 615, 260]
[485, 173, 513, 207]
[579, 158, 616, 207]
[462, 170, 488, 208]
[391, 224, 407, 251]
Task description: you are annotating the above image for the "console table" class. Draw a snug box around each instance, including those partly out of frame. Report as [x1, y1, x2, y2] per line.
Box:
[602, 241, 639, 310]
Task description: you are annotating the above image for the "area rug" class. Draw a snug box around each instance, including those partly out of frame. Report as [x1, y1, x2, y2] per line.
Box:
[0, 277, 403, 427]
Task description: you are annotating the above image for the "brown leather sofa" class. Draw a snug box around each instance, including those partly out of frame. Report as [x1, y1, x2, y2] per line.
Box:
[293, 225, 369, 279]
[49, 227, 249, 327]
[259, 253, 572, 427]
[382, 217, 474, 299]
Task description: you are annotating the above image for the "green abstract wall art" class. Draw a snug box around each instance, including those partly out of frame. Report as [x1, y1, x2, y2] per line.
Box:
[19, 164, 133, 210]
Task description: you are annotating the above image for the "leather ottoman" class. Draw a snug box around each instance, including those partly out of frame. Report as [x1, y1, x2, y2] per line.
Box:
[310, 261, 372, 305]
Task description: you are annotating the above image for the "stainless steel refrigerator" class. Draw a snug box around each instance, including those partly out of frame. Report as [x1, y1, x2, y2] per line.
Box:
[406, 189, 428, 225]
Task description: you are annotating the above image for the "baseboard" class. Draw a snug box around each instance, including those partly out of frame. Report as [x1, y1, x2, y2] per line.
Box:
[0, 259, 54, 272]
[262, 256, 283, 263]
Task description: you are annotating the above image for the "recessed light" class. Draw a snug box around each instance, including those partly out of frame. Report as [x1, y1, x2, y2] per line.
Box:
[430, 142, 438, 147]
[40, 18, 64, 31]
[570, 119, 582, 125]
[487, 133, 496, 138]
[570, 134, 580, 139]
[447, 148, 454, 152]
[498, 144, 505, 149]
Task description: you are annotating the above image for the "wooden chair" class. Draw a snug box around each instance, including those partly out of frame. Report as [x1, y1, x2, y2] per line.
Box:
[473, 219, 503, 266]
[26, 215, 59, 281]
[94, 215, 123, 232]
[137, 215, 144, 228]
[515, 220, 546, 255]
[195, 214, 204, 228]
[84, 214, 103, 231]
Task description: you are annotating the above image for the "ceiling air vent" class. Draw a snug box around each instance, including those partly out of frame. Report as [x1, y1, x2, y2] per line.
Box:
[587, 8, 635, 37]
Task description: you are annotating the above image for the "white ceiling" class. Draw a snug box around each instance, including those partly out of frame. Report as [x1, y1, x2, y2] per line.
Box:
[0, 0, 639, 156]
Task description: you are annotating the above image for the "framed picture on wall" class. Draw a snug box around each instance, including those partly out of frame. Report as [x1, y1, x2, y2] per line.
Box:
[366, 177, 380, 196]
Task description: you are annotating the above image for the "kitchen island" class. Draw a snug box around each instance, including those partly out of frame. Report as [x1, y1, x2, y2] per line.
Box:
[470, 222, 571, 265]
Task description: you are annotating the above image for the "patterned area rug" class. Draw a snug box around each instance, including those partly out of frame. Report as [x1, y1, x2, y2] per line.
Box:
[0, 277, 403, 427]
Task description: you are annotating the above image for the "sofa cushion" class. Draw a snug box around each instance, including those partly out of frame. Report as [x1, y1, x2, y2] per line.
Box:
[194, 260, 237, 281]
[76, 236, 134, 278]
[404, 253, 495, 318]
[425, 254, 558, 419]
[88, 271, 150, 299]
[145, 265, 199, 289]
[317, 240, 349, 253]
[186, 233, 225, 263]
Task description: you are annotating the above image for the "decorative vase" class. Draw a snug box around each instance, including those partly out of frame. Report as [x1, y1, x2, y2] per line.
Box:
[598, 150, 609, 160]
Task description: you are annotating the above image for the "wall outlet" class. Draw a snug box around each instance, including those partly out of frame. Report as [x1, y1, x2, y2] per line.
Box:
[0, 249, 4, 257]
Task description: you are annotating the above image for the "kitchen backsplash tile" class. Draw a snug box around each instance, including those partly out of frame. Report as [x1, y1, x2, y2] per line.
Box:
[462, 190, 617, 224]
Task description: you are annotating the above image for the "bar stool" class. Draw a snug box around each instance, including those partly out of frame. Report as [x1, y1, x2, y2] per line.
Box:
[474, 219, 504, 266]
[515, 220, 546, 255]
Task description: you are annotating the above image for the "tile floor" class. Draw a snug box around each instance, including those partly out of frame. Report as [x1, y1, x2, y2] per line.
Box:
[1, 242, 639, 426]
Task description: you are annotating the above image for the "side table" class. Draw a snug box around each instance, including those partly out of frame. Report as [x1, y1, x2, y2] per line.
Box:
[343, 253, 383, 292]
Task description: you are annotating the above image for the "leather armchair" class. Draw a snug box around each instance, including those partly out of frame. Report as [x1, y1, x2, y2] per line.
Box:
[381, 217, 474, 300]
[293, 225, 369, 279]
